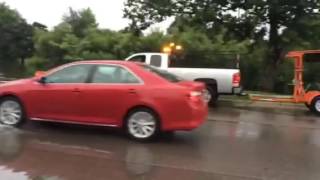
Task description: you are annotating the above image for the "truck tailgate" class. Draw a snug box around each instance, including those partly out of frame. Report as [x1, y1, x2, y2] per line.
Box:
[167, 68, 240, 94]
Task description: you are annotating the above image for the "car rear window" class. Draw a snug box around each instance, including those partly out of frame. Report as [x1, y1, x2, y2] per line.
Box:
[140, 64, 182, 83]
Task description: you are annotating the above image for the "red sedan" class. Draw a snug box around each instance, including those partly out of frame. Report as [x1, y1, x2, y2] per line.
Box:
[0, 61, 208, 140]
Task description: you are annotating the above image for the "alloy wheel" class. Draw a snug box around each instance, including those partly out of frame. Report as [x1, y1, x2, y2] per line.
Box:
[127, 111, 157, 139]
[0, 100, 22, 126]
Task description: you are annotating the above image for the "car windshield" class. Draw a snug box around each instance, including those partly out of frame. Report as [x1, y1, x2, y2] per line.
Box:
[140, 64, 182, 83]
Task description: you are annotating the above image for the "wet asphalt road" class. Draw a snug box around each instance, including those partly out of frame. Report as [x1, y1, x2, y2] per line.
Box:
[0, 100, 320, 180]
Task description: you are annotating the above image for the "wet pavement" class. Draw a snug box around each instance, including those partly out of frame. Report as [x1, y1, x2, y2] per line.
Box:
[0, 100, 320, 180]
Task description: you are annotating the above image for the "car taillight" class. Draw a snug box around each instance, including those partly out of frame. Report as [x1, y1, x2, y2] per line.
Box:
[233, 72, 241, 87]
[188, 91, 202, 101]
[190, 91, 202, 97]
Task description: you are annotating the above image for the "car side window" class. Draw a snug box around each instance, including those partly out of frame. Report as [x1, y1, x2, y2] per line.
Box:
[91, 65, 141, 84]
[127, 55, 146, 63]
[46, 64, 92, 83]
[150, 55, 162, 67]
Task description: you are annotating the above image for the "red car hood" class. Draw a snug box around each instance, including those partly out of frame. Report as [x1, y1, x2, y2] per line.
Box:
[177, 81, 205, 91]
[0, 78, 31, 87]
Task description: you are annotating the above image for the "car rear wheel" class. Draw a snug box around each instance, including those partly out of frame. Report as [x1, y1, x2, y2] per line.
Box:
[0, 97, 25, 127]
[311, 97, 320, 115]
[125, 108, 160, 141]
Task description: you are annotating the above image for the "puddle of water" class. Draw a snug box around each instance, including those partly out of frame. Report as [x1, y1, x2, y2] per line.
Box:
[0, 166, 28, 180]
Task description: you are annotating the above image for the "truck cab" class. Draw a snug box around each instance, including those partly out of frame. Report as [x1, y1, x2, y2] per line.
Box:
[126, 53, 169, 69]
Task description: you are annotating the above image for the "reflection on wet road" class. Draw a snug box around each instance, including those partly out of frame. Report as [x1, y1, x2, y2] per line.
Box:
[0, 101, 320, 180]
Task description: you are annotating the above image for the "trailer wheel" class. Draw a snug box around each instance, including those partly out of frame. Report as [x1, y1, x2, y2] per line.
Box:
[311, 96, 320, 115]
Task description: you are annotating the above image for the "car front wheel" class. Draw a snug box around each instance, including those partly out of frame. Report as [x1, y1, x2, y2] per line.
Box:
[0, 97, 25, 127]
[125, 108, 159, 141]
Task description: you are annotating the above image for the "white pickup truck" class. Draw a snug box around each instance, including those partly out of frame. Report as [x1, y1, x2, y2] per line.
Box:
[126, 53, 242, 105]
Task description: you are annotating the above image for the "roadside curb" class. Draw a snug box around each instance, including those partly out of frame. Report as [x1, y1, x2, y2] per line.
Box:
[219, 98, 306, 108]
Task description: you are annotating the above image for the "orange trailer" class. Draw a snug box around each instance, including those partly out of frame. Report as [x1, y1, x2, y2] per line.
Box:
[250, 50, 320, 115]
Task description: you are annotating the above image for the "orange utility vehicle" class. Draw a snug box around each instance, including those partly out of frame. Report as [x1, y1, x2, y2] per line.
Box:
[250, 50, 320, 115]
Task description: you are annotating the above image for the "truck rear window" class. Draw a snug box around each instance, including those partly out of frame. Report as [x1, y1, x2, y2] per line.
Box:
[169, 54, 239, 69]
[140, 64, 182, 83]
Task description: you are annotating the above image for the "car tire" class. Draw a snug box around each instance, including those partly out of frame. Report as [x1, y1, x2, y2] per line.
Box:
[311, 97, 320, 115]
[125, 108, 160, 141]
[206, 86, 218, 106]
[0, 97, 25, 127]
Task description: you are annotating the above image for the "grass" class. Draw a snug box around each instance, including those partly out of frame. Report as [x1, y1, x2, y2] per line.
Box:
[220, 90, 293, 102]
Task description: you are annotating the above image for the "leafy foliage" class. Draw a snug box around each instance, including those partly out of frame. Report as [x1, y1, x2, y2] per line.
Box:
[0, 3, 34, 65]
[63, 8, 98, 38]
[124, 0, 320, 90]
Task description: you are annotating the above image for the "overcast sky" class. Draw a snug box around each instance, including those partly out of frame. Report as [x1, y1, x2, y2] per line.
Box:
[1, 0, 172, 32]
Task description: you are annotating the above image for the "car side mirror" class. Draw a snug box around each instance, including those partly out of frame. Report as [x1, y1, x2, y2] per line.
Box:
[34, 71, 47, 84]
[38, 76, 47, 84]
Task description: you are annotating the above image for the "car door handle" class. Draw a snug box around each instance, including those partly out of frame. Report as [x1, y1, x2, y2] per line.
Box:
[72, 88, 81, 93]
[128, 89, 137, 94]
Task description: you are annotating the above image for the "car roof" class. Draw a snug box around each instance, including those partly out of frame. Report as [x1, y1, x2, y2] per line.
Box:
[69, 60, 138, 66]
[46, 60, 146, 74]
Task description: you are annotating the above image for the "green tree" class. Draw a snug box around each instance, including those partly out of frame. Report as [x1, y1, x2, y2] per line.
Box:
[168, 25, 249, 68]
[32, 22, 48, 31]
[229, 1, 320, 90]
[0, 3, 34, 66]
[139, 30, 168, 52]
[124, 0, 320, 90]
[33, 8, 105, 66]
[79, 29, 119, 59]
[33, 23, 74, 64]
[63, 8, 98, 38]
[124, 0, 224, 31]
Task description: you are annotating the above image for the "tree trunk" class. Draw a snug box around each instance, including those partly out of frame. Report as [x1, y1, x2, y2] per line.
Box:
[259, 8, 283, 91]
[20, 57, 25, 67]
[259, 61, 278, 92]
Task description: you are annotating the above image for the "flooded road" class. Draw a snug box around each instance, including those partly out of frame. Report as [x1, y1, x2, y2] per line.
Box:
[0, 100, 320, 180]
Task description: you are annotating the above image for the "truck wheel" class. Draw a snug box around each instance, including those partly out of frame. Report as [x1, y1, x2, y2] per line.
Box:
[205, 86, 218, 106]
[311, 96, 320, 115]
